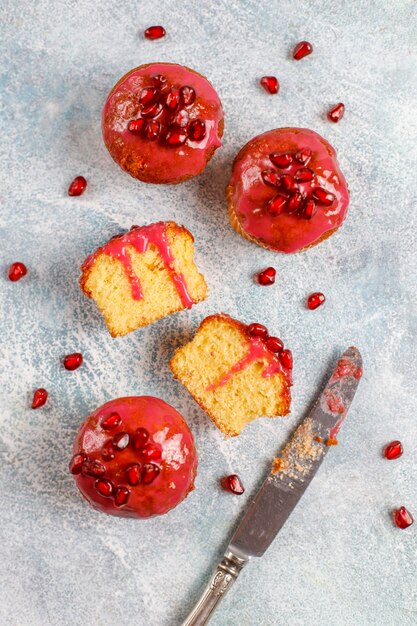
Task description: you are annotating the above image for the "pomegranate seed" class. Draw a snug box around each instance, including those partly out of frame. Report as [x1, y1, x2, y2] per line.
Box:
[248, 323, 269, 339]
[69, 453, 87, 475]
[128, 118, 145, 135]
[279, 349, 293, 369]
[164, 88, 180, 110]
[101, 442, 115, 461]
[269, 152, 292, 169]
[304, 199, 317, 219]
[142, 463, 161, 485]
[221, 474, 245, 495]
[307, 292, 325, 310]
[165, 127, 187, 147]
[393, 506, 414, 529]
[83, 460, 106, 477]
[295, 167, 314, 183]
[144, 25, 166, 40]
[112, 432, 130, 450]
[287, 191, 304, 213]
[141, 102, 163, 118]
[268, 195, 287, 216]
[132, 428, 150, 450]
[153, 74, 167, 89]
[313, 187, 335, 206]
[262, 169, 280, 187]
[384, 440, 403, 460]
[144, 120, 161, 141]
[171, 108, 189, 127]
[188, 120, 206, 142]
[257, 267, 276, 286]
[32, 388, 48, 409]
[8, 262, 28, 282]
[139, 87, 158, 105]
[126, 463, 142, 486]
[280, 174, 297, 193]
[114, 486, 131, 507]
[295, 148, 312, 165]
[101, 412, 122, 430]
[265, 336, 284, 353]
[141, 443, 162, 462]
[95, 478, 114, 497]
[260, 76, 279, 95]
[68, 176, 87, 197]
[327, 102, 345, 123]
[63, 353, 83, 371]
[293, 41, 313, 60]
[180, 86, 196, 107]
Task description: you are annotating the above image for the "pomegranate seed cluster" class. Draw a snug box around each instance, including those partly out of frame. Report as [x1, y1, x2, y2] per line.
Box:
[70, 415, 163, 509]
[127, 74, 207, 148]
[247, 323, 292, 369]
[261, 148, 335, 220]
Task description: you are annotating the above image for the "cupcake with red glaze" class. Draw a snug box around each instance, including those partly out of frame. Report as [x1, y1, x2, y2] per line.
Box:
[227, 128, 349, 253]
[102, 62, 224, 184]
[69, 396, 197, 518]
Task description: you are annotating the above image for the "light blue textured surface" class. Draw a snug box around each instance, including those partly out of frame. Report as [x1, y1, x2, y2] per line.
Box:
[1, 1, 417, 625]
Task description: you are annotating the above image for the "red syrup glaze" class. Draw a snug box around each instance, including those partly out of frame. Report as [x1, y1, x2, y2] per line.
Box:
[81, 222, 194, 309]
[228, 128, 350, 253]
[71, 396, 197, 518]
[324, 348, 362, 439]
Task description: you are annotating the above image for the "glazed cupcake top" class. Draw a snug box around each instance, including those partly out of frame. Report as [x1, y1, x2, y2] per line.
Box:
[102, 62, 224, 183]
[228, 128, 350, 253]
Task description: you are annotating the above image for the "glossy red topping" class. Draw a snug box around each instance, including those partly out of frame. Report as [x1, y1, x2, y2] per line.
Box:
[257, 267, 276, 286]
[327, 103, 345, 123]
[8, 262, 27, 282]
[63, 353, 83, 371]
[384, 440, 403, 460]
[68, 176, 87, 196]
[102, 63, 223, 184]
[307, 292, 326, 310]
[260, 76, 279, 94]
[228, 128, 350, 253]
[393, 506, 414, 529]
[293, 41, 313, 60]
[144, 25, 166, 40]
[221, 474, 245, 495]
[32, 388, 48, 409]
[70, 396, 197, 518]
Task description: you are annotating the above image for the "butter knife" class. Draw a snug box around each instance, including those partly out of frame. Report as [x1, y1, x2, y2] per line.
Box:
[181, 346, 362, 626]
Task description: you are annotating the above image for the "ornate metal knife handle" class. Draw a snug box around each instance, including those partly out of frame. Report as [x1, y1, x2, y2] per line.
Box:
[181, 550, 248, 626]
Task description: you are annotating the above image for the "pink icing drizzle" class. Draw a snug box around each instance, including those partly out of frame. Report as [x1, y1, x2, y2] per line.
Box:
[207, 335, 291, 391]
[82, 222, 194, 308]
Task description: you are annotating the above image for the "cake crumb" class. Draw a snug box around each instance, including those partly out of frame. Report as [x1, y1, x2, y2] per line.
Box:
[271, 457, 287, 474]
[326, 437, 338, 446]
[315, 436, 323, 443]
[274, 418, 324, 482]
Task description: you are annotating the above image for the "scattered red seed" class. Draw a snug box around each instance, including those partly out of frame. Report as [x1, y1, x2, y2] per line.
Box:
[180, 86, 196, 107]
[126, 463, 142, 486]
[280, 174, 296, 193]
[140, 87, 158, 105]
[307, 292, 326, 310]
[63, 353, 83, 371]
[287, 191, 304, 213]
[171, 108, 189, 127]
[82, 459, 106, 477]
[327, 102, 345, 123]
[257, 267, 276, 286]
[101, 412, 122, 430]
[326, 437, 338, 446]
[262, 169, 280, 187]
[164, 88, 180, 110]
[132, 427, 150, 451]
[128, 118, 145, 135]
[69, 453, 87, 475]
[141, 443, 162, 462]
[269, 152, 292, 169]
[144, 25, 166, 40]
[101, 442, 116, 461]
[142, 463, 161, 485]
[188, 119, 206, 142]
[95, 478, 114, 497]
[295, 167, 314, 182]
[304, 199, 317, 219]
[384, 440, 403, 460]
[313, 187, 335, 206]
[265, 336, 284, 353]
[260, 76, 279, 95]
[165, 127, 187, 147]
[112, 432, 130, 450]
[295, 148, 312, 165]
[221, 474, 245, 495]
[293, 41, 313, 60]
[68, 176, 87, 197]
[144, 120, 161, 141]
[141, 101, 163, 118]
[8, 262, 27, 282]
[32, 388, 48, 409]
[114, 486, 131, 507]
[279, 349, 293, 369]
[268, 195, 287, 216]
[393, 506, 414, 529]
[248, 323, 269, 339]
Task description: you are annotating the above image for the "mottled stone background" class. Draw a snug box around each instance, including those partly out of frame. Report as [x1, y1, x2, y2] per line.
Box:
[1, 1, 416, 624]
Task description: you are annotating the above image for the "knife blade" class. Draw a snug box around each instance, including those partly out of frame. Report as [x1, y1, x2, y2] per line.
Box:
[181, 346, 362, 626]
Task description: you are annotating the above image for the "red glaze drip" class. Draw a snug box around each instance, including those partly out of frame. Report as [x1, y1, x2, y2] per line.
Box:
[228, 128, 350, 253]
[82, 222, 194, 309]
[331, 356, 363, 382]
